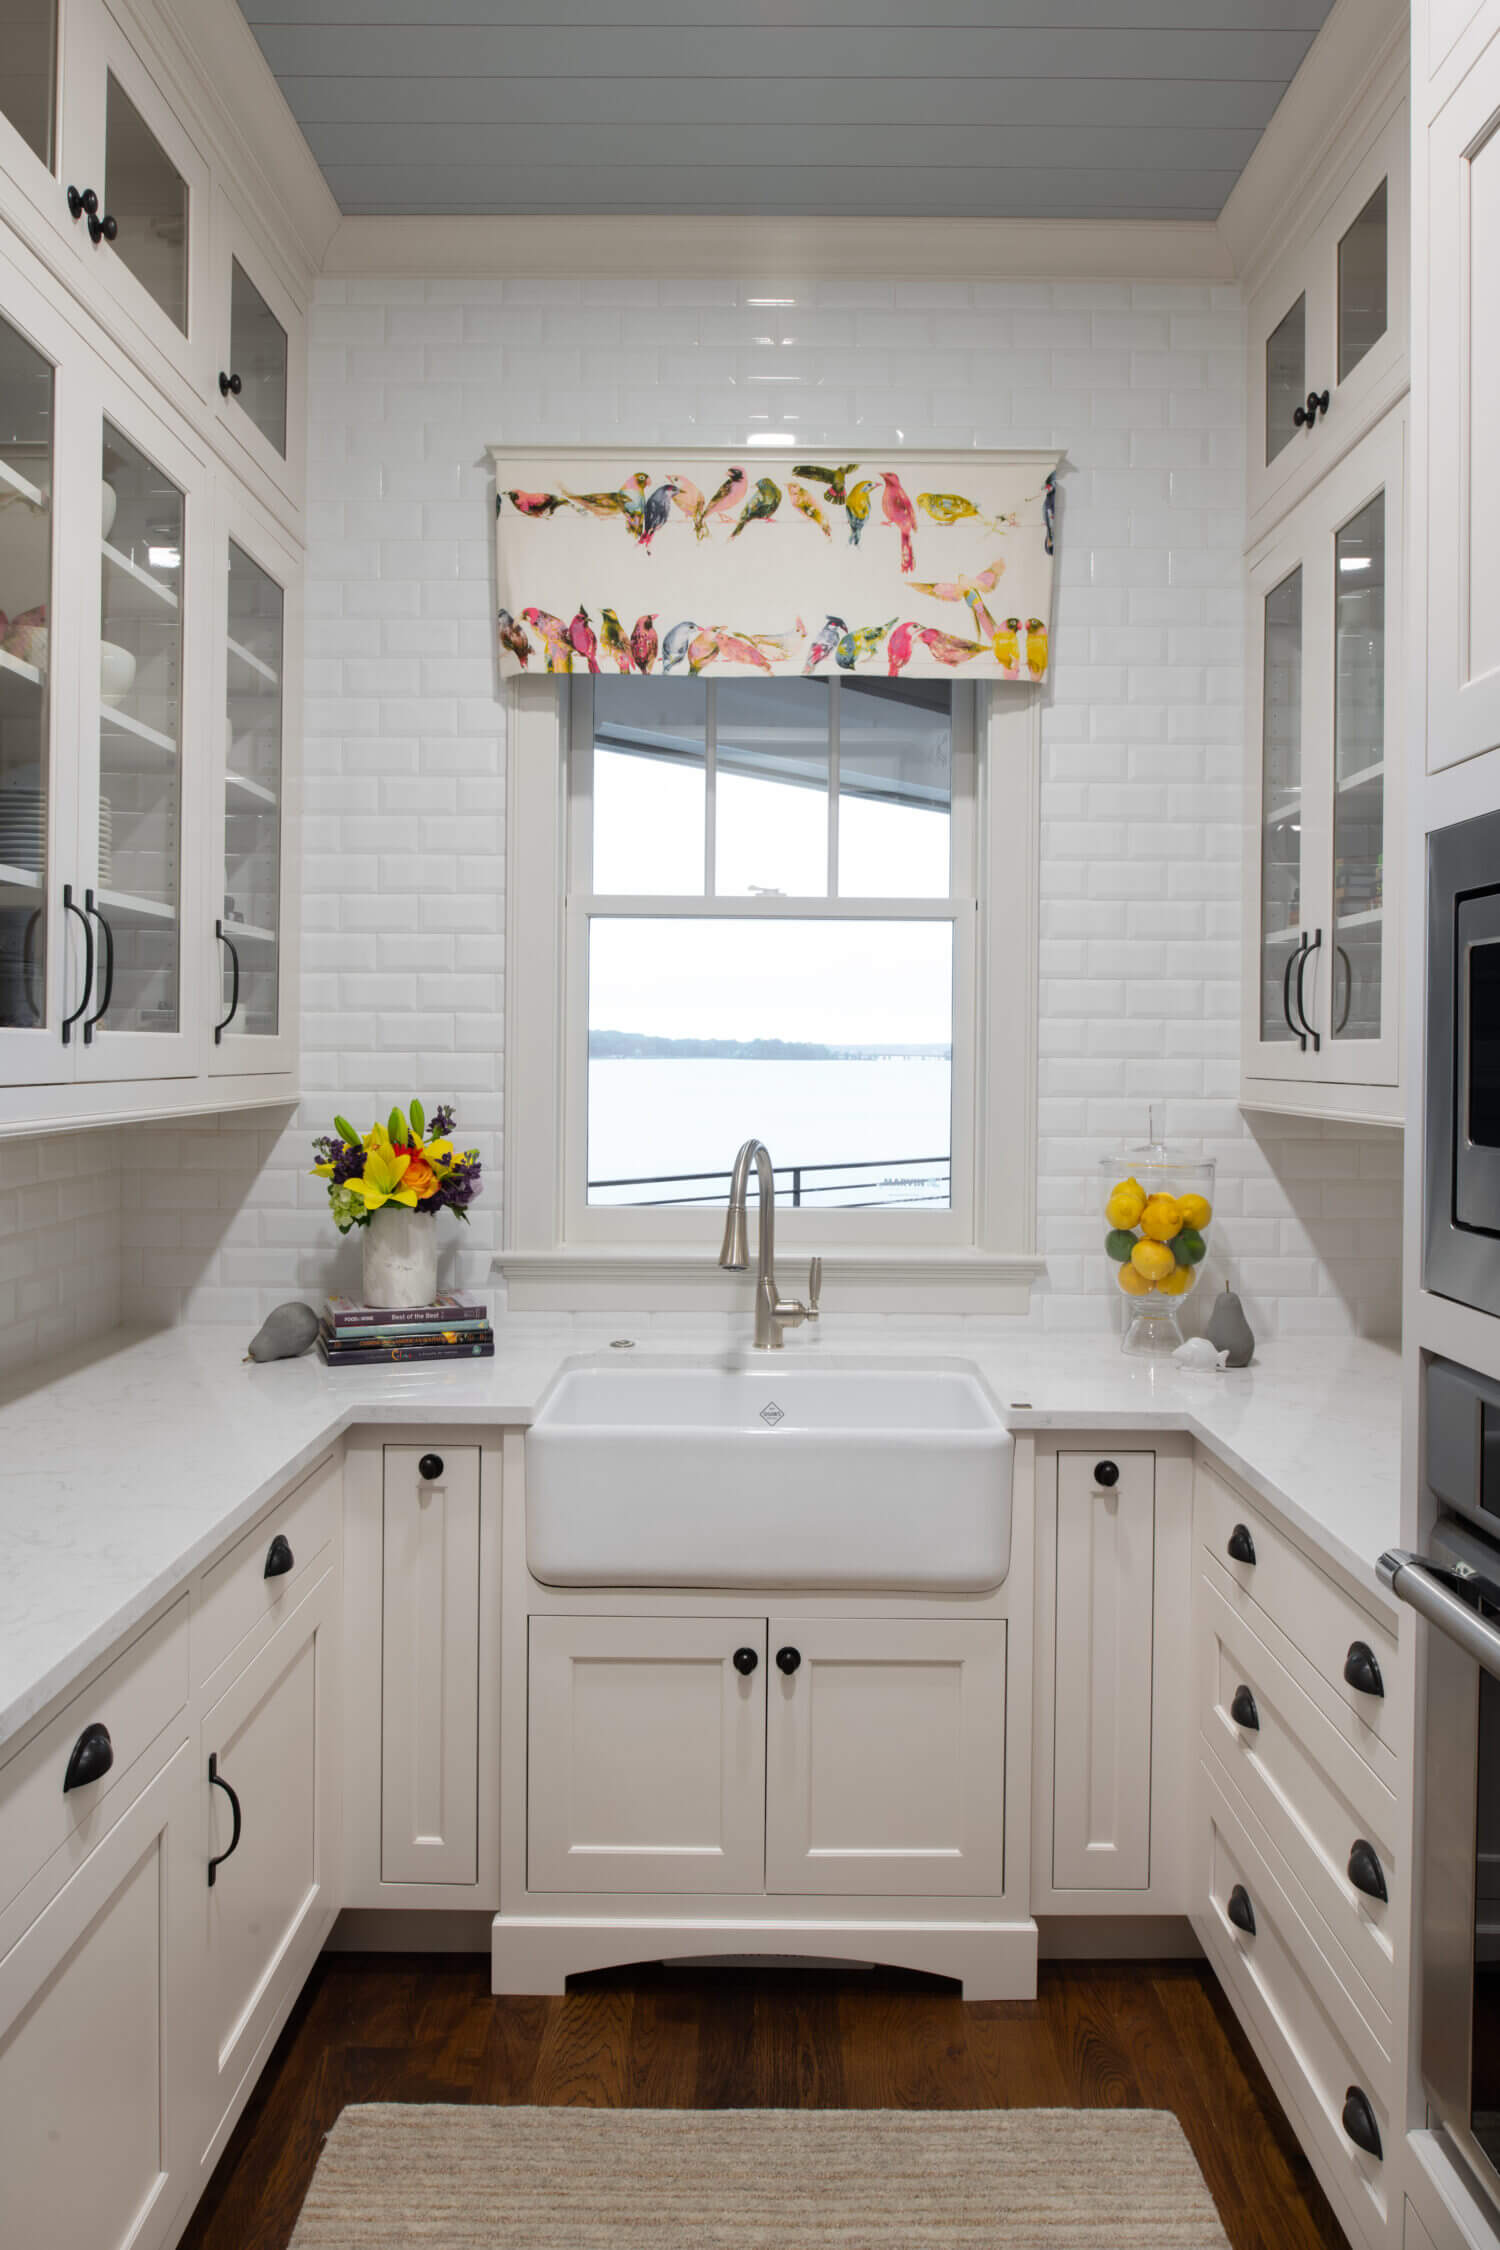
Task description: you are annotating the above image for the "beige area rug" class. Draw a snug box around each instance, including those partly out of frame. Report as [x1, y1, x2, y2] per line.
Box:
[288, 2104, 1231, 2248]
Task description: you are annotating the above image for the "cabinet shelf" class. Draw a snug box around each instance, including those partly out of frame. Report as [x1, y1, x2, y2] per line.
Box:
[0, 459, 47, 511]
[226, 636, 278, 689]
[0, 860, 42, 896]
[224, 770, 277, 809]
[100, 705, 177, 764]
[101, 540, 179, 616]
[97, 886, 177, 927]
[220, 919, 275, 946]
[1334, 904, 1383, 931]
[0, 648, 45, 707]
[1336, 759, 1384, 795]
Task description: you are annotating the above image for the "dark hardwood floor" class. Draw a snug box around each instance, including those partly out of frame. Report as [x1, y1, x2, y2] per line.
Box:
[179, 1954, 1348, 2250]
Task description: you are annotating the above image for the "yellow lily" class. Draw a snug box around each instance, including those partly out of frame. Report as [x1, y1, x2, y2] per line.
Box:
[343, 1130, 418, 1212]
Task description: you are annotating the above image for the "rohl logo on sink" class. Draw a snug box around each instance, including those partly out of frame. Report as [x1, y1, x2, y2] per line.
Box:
[759, 1402, 785, 1426]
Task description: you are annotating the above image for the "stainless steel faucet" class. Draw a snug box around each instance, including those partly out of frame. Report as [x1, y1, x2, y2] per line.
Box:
[718, 1138, 822, 1350]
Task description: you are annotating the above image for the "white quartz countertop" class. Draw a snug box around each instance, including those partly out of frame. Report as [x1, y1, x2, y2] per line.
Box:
[0, 1317, 1404, 1757]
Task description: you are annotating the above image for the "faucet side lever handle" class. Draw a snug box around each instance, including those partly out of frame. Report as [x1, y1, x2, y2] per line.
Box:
[807, 1257, 822, 1319]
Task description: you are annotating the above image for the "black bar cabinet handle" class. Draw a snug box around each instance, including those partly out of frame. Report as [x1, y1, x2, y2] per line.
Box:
[1347, 1838, 1388, 1902]
[214, 920, 240, 1044]
[1341, 2087, 1382, 2159]
[1227, 1523, 1256, 1566]
[60, 884, 93, 1046]
[1343, 1640, 1385, 1698]
[1294, 926, 1322, 1052]
[732, 1646, 759, 1675]
[1282, 939, 1308, 1051]
[82, 889, 113, 1043]
[207, 1753, 243, 1887]
[1226, 1884, 1256, 1936]
[63, 1721, 114, 1793]
[776, 1646, 802, 1675]
[1229, 1684, 1260, 1731]
[263, 1533, 294, 1579]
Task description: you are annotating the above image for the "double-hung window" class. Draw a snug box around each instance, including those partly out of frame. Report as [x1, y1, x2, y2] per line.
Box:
[503, 672, 1040, 1311]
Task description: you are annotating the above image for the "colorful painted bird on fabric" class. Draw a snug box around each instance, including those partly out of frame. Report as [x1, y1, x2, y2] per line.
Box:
[880, 472, 918, 574]
[715, 631, 775, 671]
[802, 615, 848, 673]
[834, 620, 894, 670]
[843, 480, 875, 546]
[687, 628, 723, 673]
[670, 479, 707, 538]
[730, 477, 782, 537]
[661, 620, 697, 673]
[637, 479, 680, 549]
[601, 609, 634, 672]
[1025, 617, 1049, 678]
[497, 609, 532, 669]
[916, 626, 985, 669]
[993, 618, 1021, 674]
[630, 614, 659, 673]
[788, 481, 833, 538]
[522, 608, 574, 672]
[794, 463, 860, 507]
[910, 559, 1007, 642]
[568, 607, 600, 673]
[564, 474, 649, 532]
[505, 489, 567, 519]
[697, 467, 747, 535]
[917, 491, 983, 528]
[886, 622, 917, 678]
[1043, 472, 1057, 557]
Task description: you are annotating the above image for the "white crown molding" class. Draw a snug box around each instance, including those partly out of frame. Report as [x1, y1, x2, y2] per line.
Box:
[321, 212, 1233, 286]
[1217, 0, 1410, 298]
[499, 1249, 1046, 1317]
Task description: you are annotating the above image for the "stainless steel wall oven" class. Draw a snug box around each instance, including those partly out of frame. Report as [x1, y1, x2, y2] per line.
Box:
[1426, 809, 1500, 1316]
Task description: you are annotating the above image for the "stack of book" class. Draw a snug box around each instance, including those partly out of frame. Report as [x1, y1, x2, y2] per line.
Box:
[318, 1292, 494, 1369]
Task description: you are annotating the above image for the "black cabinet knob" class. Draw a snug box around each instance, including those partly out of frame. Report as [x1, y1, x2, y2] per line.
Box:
[1343, 1640, 1384, 1698]
[219, 370, 243, 398]
[67, 189, 116, 243]
[1348, 1838, 1388, 1903]
[418, 1453, 444, 1482]
[776, 1646, 802, 1674]
[732, 1646, 758, 1675]
[66, 184, 97, 220]
[1229, 1684, 1260, 1731]
[1227, 1523, 1256, 1566]
[264, 1533, 294, 1579]
[1341, 2086, 1382, 2159]
[1094, 1459, 1120, 1488]
[1226, 1883, 1256, 1936]
[1293, 387, 1330, 429]
[63, 1721, 113, 1794]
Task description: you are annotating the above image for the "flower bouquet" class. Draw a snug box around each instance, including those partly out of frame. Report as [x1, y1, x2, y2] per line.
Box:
[312, 1100, 482, 1308]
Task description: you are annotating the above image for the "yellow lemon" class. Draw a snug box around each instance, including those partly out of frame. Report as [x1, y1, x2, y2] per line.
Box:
[1139, 1194, 1183, 1242]
[1177, 1192, 1212, 1231]
[1117, 1263, 1151, 1296]
[1158, 1263, 1195, 1296]
[1105, 1187, 1145, 1229]
[1130, 1238, 1176, 1285]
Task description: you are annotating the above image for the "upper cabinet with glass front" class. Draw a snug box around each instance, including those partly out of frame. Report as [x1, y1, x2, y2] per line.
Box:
[1247, 93, 1409, 542]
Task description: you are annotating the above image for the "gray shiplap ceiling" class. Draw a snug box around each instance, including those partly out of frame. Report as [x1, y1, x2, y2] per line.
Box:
[238, 2, 1338, 221]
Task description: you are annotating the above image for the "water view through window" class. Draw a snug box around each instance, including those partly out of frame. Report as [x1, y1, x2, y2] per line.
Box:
[584, 677, 956, 1210]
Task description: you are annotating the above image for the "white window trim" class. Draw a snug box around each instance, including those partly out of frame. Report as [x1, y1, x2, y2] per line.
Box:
[500, 676, 1042, 1314]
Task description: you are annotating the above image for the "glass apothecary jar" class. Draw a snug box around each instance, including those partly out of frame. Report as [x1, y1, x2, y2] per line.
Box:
[1100, 1135, 1217, 1358]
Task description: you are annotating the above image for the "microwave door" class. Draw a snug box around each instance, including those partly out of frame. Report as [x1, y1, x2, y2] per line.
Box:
[1456, 891, 1500, 1235]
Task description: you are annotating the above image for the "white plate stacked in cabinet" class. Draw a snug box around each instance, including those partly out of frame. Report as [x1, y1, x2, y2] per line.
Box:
[1192, 1459, 1402, 2250]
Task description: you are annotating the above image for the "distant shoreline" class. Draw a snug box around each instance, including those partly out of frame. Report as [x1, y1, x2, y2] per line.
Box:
[589, 1032, 953, 1062]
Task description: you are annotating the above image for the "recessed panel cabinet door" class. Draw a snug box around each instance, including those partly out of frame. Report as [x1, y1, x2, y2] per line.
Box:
[1052, 1453, 1156, 1892]
[381, 1444, 480, 1885]
[764, 1618, 1006, 1897]
[527, 1615, 766, 1894]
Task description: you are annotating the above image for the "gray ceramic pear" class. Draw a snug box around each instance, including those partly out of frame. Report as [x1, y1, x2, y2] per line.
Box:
[1207, 1283, 1254, 1368]
[246, 1302, 321, 1362]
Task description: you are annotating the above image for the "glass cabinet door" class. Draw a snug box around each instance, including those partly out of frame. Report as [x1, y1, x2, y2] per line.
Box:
[226, 260, 287, 459]
[1331, 491, 1386, 1045]
[1259, 566, 1305, 1043]
[217, 538, 284, 1051]
[103, 71, 187, 335]
[1266, 295, 1307, 467]
[1338, 180, 1388, 383]
[2, 0, 58, 170]
[0, 311, 56, 1046]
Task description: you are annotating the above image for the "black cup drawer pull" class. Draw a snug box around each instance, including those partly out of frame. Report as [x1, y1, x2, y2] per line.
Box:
[1343, 1640, 1385, 1698]
[732, 1647, 759, 1675]
[264, 1533, 294, 1579]
[1341, 2086, 1382, 2159]
[1226, 1884, 1256, 1936]
[1229, 1684, 1260, 1731]
[1227, 1523, 1256, 1566]
[1348, 1838, 1388, 1903]
[207, 1754, 243, 1887]
[63, 1721, 113, 1793]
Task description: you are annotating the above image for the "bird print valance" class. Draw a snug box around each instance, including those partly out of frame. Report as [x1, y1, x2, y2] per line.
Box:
[490, 445, 1060, 682]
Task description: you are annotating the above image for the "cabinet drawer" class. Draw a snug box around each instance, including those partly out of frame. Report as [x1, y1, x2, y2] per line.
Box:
[193, 1450, 338, 1692]
[1200, 1766, 1390, 2241]
[1197, 1466, 1398, 1769]
[0, 1595, 189, 1938]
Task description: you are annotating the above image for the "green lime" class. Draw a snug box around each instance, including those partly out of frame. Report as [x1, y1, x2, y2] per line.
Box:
[1105, 1228, 1137, 1263]
[1176, 1226, 1206, 1265]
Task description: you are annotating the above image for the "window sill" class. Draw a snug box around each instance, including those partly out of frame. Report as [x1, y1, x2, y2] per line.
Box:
[497, 1248, 1045, 1316]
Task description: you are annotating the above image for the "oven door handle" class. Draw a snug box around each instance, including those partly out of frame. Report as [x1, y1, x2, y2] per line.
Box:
[1379, 1548, 1500, 1680]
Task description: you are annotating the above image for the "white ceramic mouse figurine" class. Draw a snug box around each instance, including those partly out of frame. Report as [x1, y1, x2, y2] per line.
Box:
[1171, 1335, 1229, 1372]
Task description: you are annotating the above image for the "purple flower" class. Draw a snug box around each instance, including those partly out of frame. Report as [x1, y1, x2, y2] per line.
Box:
[430, 1104, 456, 1139]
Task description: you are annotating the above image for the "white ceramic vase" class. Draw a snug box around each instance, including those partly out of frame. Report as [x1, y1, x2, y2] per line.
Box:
[361, 1205, 439, 1310]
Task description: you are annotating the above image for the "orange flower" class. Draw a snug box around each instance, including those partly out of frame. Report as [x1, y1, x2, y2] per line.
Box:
[402, 1153, 439, 1200]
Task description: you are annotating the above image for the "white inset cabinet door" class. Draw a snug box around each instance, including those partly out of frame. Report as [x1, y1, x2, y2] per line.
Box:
[0, 1738, 195, 2250]
[527, 1614, 766, 1894]
[764, 1618, 1006, 1897]
[381, 1444, 480, 1885]
[1051, 1453, 1156, 1892]
[198, 1568, 340, 2177]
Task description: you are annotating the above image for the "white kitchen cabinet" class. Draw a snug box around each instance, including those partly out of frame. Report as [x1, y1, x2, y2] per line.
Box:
[380, 1444, 481, 1886]
[1242, 405, 1405, 1122]
[197, 1566, 340, 2179]
[0, 1736, 197, 2250]
[764, 1617, 1006, 1897]
[527, 1613, 768, 1894]
[1247, 92, 1408, 542]
[212, 190, 305, 514]
[1049, 1452, 1155, 1892]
